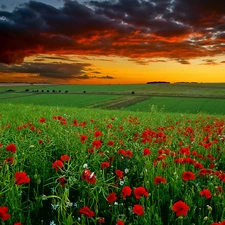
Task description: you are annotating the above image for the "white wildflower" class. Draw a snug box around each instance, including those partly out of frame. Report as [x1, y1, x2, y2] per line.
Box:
[83, 163, 88, 168]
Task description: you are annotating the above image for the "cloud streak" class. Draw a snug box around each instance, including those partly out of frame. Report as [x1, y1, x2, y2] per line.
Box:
[0, 0, 225, 64]
[0, 62, 114, 79]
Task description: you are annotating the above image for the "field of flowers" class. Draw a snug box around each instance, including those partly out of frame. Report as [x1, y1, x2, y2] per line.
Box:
[1, 103, 225, 225]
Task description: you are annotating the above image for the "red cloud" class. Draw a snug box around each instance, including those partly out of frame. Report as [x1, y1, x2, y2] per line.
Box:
[0, 0, 225, 64]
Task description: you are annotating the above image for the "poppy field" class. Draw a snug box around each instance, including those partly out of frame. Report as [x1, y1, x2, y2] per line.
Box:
[1, 103, 225, 225]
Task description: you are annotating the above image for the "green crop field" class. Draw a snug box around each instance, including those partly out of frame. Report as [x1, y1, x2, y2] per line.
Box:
[0, 92, 33, 98]
[1, 83, 225, 114]
[0, 93, 122, 107]
[124, 97, 225, 115]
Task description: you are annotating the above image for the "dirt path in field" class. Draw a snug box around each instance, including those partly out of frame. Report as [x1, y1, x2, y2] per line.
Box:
[91, 95, 150, 109]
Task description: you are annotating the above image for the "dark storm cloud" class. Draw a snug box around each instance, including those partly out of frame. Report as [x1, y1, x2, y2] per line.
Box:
[0, 61, 114, 79]
[0, 0, 225, 64]
[0, 62, 91, 78]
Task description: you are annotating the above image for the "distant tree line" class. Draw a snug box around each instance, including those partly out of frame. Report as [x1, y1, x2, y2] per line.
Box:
[25, 89, 68, 93]
[146, 81, 170, 84]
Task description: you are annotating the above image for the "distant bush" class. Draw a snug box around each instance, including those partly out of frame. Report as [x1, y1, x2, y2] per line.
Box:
[25, 89, 29, 92]
[65, 91, 68, 93]
[52, 90, 55, 93]
[132, 91, 135, 94]
[83, 91, 86, 93]
[47, 90, 49, 93]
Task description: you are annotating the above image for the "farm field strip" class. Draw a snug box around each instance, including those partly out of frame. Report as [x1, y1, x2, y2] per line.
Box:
[124, 97, 225, 115]
[0, 93, 122, 108]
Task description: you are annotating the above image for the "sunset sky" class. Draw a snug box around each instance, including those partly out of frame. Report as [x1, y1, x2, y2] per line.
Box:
[1, 0, 225, 84]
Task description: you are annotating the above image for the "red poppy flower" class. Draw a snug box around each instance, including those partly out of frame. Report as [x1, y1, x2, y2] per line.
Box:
[94, 130, 102, 137]
[126, 150, 133, 158]
[182, 171, 195, 181]
[86, 173, 97, 184]
[92, 140, 102, 149]
[200, 189, 211, 199]
[117, 149, 126, 156]
[80, 134, 88, 143]
[116, 220, 124, 225]
[39, 117, 45, 123]
[61, 118, 67, 125]
[106, 192, 117, 203]
[154, 176, 166, 185]
[30, 126, 36, 131]
[82, 169, 91, 180]
[121, 186, 132, 199]
[172, 200, 190, 217]
[107, 140, 114, 146]
[58, 177, 66, 188]
[17, 126, 22, 130]
[115, 170, 124, 179]
[134, 187, 148, 199]
[133, 204, 144, 216]
[100, 162, 110, 169]
[179, 147, 190, 156]
[79, 206, 95, 218]
[52, 160, 63, 171]
[153, 155, 166, 166]
[14, 222, 22, 225]
[5, 144, 17, 153]
[81, 170, 96, 184]
[88, 147, 94, 154]
[4, 157, 14, 164]
[194, 162, 203, 169]
[0, 206, 10, 221]
[60, 154, 70, 162]
[143, 147, 151, 156]
[14, 172, 30, 185]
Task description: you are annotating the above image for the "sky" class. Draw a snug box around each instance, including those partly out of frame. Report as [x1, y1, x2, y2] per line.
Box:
[0, 0, 225, 84]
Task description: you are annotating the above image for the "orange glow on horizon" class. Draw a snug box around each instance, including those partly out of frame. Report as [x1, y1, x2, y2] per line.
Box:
[1, 55, 225, 85]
